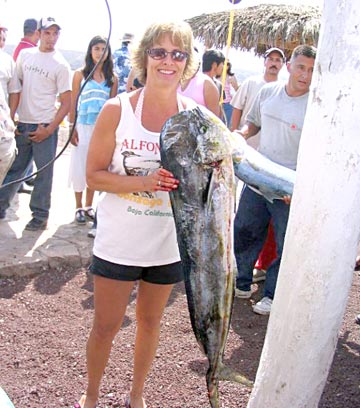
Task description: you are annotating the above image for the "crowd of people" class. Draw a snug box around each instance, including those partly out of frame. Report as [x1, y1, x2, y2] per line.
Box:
[0, 14, 358, 408]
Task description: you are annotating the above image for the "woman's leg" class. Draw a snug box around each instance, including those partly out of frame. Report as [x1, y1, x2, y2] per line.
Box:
[80, 275, 135, 408]
[129, 281, 174, 408]
[85, 188, 95, 209]
[75, 191, 83, 209]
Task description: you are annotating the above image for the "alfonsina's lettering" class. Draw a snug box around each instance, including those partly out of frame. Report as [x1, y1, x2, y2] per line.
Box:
[121, 139, 160, 155]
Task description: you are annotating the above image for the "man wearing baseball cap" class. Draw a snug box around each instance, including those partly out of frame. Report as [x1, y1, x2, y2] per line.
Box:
[230, 46, 286, 288]
[234, 45, 317, 315]
[231, 46, 285, 134]
[0, 17, 72, 231]
[113, 32, 134, 93]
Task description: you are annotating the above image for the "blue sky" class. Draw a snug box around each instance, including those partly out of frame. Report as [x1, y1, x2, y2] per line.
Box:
[2, 0, 322, 51]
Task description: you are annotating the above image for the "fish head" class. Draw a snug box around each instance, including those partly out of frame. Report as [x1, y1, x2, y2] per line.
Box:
[160, 107, 233, 169]
[160, 107, 235, 209]
[190, 107, 232, 166]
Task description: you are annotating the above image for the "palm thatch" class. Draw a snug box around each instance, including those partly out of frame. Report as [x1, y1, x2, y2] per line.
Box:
[186, 4, 321, 59]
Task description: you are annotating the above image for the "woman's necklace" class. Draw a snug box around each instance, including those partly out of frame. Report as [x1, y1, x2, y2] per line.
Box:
[134, 87, 184, 122]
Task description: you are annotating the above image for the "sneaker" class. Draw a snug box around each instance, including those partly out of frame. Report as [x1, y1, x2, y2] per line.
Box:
[235, 288, 252, 299]
[24, 218, 48, 231]
[356, 314, 360, 325]
[75, 209, 86, 225]
[87, 227, 96, 238]
[84, 207, 95, 221]
[0, 209, 6, 220]
[252, 268, 266, 283]
[253, 296, 273, 315]
[18, 183, 33, 194]
[25, 178, 35, 187]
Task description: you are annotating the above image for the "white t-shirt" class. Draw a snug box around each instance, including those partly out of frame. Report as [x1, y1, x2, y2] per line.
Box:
[16, 47, 71, 123]
[0, 49, 21, 99]
[93, 92, 181, 266]
[0, 86, 16, 184]
[247, 81, 309, 170]
[230, 75, 266, 129]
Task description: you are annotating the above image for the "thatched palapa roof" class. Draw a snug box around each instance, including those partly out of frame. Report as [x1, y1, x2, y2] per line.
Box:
[186, 4, 321, 59]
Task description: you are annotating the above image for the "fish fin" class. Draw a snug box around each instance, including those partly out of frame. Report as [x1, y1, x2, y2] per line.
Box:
[247, 185, 276, 203]
[203, 170, 215, 207]
[218, 363, 253, 387]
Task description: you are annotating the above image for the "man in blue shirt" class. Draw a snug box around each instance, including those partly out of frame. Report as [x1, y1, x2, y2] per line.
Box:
[113, 33, 134, 94]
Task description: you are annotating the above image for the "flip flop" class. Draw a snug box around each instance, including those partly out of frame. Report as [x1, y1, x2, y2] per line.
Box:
[125, 396, 147, 408]
[73, 398, 97, 408]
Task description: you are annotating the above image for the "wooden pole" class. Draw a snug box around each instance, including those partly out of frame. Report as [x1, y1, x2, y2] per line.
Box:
[248, 1, 360, 406]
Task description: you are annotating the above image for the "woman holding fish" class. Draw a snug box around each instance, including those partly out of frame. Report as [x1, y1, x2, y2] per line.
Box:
[73, 21, 198, 408]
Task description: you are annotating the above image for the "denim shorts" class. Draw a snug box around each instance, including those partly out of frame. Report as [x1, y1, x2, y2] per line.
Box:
[89, 255, 184, 284]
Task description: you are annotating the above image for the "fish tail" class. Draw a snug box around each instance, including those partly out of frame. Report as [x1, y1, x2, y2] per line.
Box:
[206, 369, 220, 408]
[218, 362, 253, 387]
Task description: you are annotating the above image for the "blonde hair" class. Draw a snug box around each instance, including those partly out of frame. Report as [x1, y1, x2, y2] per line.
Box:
[132, 21, 198, 86]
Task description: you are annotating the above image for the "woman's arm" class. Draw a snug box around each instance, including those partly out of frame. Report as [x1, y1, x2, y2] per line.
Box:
[230, 75, 239, 92]
[203, 77, 221, 117]
[68, 70, 83, 124]
[110, 76, 119, 98]
[68, 70, 83, 146]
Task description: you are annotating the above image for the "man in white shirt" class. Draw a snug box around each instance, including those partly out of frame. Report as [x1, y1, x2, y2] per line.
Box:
[234, 45, 317, 315]
[0, 17, 72, 231]
[230, 47, 285, 148]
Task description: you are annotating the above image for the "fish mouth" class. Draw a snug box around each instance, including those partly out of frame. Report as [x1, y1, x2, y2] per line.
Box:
[208, 160, 222, 168]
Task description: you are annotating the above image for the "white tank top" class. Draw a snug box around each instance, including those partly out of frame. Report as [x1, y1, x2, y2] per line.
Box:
[93, 91, 181, 266]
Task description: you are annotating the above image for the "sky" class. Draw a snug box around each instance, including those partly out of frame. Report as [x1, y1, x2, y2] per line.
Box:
[2, 0, 323, 52]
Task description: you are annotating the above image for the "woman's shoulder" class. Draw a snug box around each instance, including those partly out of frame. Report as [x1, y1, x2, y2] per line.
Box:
[72, 69, 84, 83]
[74, 68, 84, 77]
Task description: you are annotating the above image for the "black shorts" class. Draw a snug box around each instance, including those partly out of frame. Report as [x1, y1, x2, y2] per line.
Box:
[89, 255, 184, 285]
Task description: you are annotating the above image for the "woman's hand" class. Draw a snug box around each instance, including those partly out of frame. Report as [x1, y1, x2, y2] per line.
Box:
[282, 195, 291, 205]
[144, 168, 179, 192]
[70, 128, 79, 146]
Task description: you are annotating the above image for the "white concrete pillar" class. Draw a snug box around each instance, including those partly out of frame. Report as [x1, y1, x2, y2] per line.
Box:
[248, 1, 360, 406]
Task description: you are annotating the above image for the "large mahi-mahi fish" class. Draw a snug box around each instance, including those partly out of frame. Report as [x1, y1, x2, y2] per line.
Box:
[160, 107, 296, 406]
[160, 107, 252, 408]
[232, 135, 296, 202]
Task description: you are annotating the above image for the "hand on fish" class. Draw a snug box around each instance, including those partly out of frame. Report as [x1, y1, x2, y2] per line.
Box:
[282, 195, 291, 205]
[146, 168, 179, 192]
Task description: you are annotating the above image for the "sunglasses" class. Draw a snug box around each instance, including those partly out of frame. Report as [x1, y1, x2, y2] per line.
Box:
[146, 48, 189, 62]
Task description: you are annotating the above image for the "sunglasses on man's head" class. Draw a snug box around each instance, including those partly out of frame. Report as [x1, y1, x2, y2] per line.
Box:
[146, 48, 189, 62]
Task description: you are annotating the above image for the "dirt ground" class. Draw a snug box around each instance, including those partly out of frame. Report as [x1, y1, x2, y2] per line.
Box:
[0, 267, 359, 408]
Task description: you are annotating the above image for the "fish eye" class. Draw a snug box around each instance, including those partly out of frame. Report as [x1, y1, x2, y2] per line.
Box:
[199, 125, 207, 134]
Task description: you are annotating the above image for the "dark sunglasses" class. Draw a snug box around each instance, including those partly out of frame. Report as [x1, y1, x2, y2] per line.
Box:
[146, 48, 189, 62]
